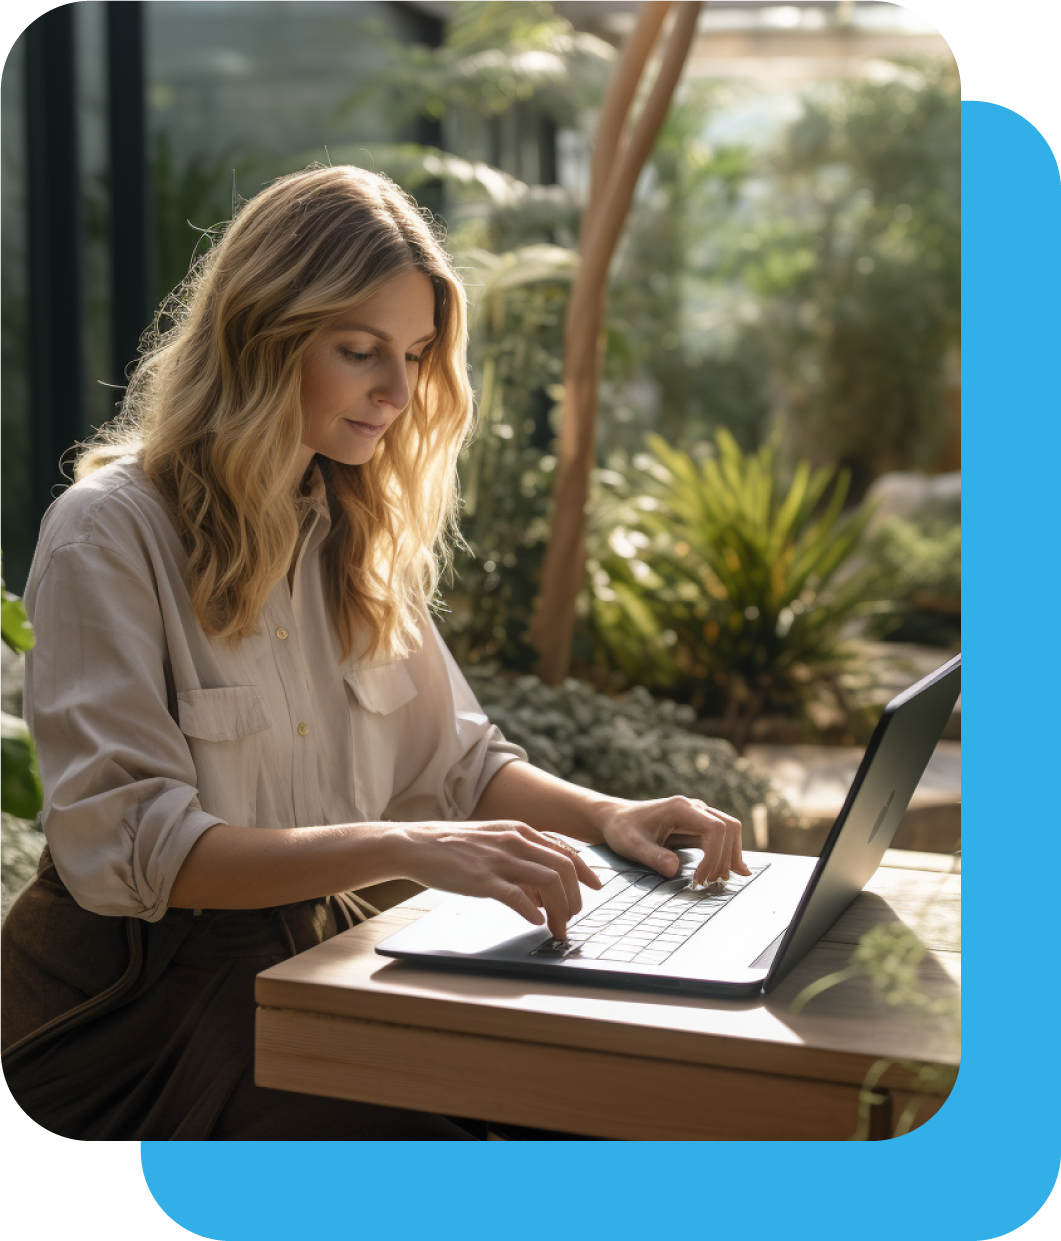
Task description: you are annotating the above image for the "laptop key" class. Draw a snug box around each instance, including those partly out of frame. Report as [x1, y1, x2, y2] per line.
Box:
[530, 861, 773, 963]
[530, 938, 575, 957]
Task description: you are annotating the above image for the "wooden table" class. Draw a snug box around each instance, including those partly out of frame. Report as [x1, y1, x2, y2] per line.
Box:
[255, 862, 960, 1140]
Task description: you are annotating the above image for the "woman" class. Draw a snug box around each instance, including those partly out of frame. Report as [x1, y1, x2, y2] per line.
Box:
[1, 165, 747, 1140]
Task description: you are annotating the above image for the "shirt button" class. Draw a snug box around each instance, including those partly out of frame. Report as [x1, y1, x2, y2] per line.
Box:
[297, 722, 310, 736]
[276, 627, 289, 640]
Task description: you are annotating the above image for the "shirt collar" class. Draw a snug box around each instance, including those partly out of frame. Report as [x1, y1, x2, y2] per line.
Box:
[299, 458, 331, 520]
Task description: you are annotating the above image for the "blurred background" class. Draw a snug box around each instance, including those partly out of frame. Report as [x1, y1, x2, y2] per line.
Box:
[1, 2, 961, 887]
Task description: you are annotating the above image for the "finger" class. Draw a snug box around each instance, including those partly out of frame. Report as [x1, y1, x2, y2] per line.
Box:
[548, 838, 605, 888]
[484, 829, 579, 936]
[555, 842, 604, 890]
[510, 837, 585, 918]
[640, 848, 680, 878]
[670, 802, 727, 883]
[531, 846, 583, 920]
[506, 859, 574, 939]
[512, 884, 546, 911]
[624, 839, 681, 877]
[521, 828, 603, 890]
[485, 879, 545, 928]
[681, 801, 748, 882]
[710, 811, 749, 878]
[728, 820, 751, 876]
[694, 834, 727, 886]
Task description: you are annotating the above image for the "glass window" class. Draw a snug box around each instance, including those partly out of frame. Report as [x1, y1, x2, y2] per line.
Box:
[1, 31, 30, 591]
[145, 1, 441, 298]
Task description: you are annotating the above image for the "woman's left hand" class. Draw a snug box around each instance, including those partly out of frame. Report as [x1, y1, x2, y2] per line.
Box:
[598, 796, 750, 886]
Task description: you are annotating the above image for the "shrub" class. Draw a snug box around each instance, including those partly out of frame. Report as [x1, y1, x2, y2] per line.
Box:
[1, 560, 43, 923]
[1, 565, 41, 821]
[587, 430, 880, 750]
[865, 509, 960, 646]
[466, 669, 787, 835]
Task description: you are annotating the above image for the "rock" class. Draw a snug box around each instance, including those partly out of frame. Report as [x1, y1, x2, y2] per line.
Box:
[744, 740, 960, 857]
[2, 644, 38, 920]
[863, 470, 960, 537]
[2, 812, 44, 922]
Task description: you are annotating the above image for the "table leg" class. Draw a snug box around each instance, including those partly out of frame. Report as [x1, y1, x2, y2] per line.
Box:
[867, 1088, 894, 1140]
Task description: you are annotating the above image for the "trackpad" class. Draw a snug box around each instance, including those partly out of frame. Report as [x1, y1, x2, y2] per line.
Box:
[750, 928, 787, 969]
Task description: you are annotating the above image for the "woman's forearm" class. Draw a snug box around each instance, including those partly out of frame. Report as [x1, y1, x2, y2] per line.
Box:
[472, 760, 748, 883]
[168, 820, 404, 910]
[470, 760, 623, 844]
[170, 759, 626, 912]
[168, 811, 603, 938]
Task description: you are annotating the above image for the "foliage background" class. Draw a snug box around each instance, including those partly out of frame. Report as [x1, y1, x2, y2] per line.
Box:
[1, 2, 960, 727]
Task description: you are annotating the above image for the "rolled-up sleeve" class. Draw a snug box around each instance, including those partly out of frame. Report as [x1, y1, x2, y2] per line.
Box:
[383, 620, 527, 822]
[436, 630, 528, 816]
[24, 543, 223, 920]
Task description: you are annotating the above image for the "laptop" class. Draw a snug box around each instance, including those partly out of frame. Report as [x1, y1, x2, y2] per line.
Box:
[377, 654, 960, 999]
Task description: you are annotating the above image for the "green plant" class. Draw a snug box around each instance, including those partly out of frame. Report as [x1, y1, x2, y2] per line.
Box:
[463, 668, 787, 835]
[1, 565, 41, 821]
[329, 4, 957, 679]
[727, 60, 961, 494]
[865, 508, 960, 646]
[152, 133, 264, 309]
[323, 2, 601, 671]
[790, 919, 959, 1139]
[607, 81, 755, 447]
[444, 242, 578, 671]
[337, 1, 613, 130]
[588, 430, 880, 750]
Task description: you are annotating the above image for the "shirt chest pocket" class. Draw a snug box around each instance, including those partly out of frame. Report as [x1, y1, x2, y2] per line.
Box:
[343, 661, 418, 820]
[177, 686, 271, 827]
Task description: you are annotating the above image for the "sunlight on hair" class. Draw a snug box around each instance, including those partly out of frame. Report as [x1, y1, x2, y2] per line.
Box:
[74, 165, 476, 663]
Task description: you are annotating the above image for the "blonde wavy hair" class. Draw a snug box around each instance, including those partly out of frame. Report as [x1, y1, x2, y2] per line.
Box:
[76, 165, 475, 663]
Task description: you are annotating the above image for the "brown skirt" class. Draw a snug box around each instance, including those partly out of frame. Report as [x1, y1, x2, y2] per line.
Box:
[1, 851, 478, 1141]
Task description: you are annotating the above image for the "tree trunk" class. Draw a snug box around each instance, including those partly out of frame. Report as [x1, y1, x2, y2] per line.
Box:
[529, 1, 703, 684]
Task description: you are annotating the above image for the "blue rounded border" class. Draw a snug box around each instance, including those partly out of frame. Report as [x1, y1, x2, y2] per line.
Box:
[141, 101, 1061, 1241]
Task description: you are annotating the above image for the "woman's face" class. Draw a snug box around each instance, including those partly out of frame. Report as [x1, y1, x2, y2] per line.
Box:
[294, 268, 436, 481]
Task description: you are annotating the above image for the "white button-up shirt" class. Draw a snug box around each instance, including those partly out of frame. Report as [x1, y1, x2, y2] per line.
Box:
[22, 457, 525, 921]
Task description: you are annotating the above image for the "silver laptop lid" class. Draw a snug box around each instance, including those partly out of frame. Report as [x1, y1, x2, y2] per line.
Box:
[762, 653, 961, 992]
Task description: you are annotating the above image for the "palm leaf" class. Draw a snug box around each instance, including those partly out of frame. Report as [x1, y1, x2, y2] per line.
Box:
[1, 589, 34, 653]
[1, 710, 42, 820]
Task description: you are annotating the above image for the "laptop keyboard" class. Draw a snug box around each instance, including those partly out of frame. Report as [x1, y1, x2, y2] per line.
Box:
[530, 863, 769, 966]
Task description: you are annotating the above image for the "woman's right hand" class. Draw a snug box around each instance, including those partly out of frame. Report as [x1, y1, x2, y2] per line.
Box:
[387, 821, 603, 940]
